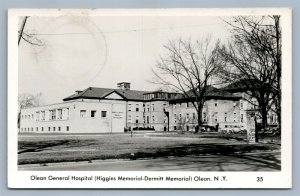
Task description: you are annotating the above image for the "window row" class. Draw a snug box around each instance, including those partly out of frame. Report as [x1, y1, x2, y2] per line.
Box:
[22, 108, 69, 121]
[171, 101, 242, 109]
[80, 110, 107, 118]
[173, 112, 244, 123]
[128, 103, 169, 112]
[21, 126, 70, 132]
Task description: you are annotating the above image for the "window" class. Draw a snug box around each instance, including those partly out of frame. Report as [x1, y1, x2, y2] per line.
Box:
[36, 127, 38, 132]
[203, 112, 206, 122]
[174, 114, 177, 123]
[101, 111, 107, 118]
[65, 108, 69, 120]
[234, 112, 237, 122]
[57, 109, 62, 119]
[53, 127, 56, 131]
[186, 113, 189, 120]
[224, 112, 227, 122]
[240, 101, 243, 109]
[32, 114, 34, 119]
[128, 104, 131, 111]
[164, 117, 167, 123]
[91, 110, 97, 118]
[152, 104, 154, 111]
[241, 114, 244, 123]
[50, 110, 56, 120]
[174, 126, 177, 130]
[136, 116, 139, 124]
[136, 104, 139, 112]
[215, 100, 218, 107]
[179, 114, 182, 120]
[80, 110, 86, 118]
[214, 112, 218, 122]
[36, 112, 40, 121]
[66, 126, 69, 131]
[233, 102, 237, 108]
[58, 127, 61, 131]
[192, 113, 196, 120]
[41, 127, 44, 131]
[147, 116, 149, 124]
[41, 111, 45, 121]
[152, 116, 155, 123]
[31, 128, 33, 131]
[48, 127, 50, 131]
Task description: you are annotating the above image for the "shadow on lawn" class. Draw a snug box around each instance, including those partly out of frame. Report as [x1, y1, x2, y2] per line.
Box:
[18, 139, 281, 166]
[18, 139, 84, 154]
[136, 153, 281, 171]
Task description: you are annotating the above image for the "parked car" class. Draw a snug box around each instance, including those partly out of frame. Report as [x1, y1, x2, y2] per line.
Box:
[200, 124, 217, 132]
[263, 124, 280, 135]
[221, 125, 247, 134]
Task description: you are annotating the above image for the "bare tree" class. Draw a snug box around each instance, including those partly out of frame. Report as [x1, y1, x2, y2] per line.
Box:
[18, 93, 43, 128]
[217, 16, 281, 129]
[153, 37, 221, 132]
[18, 16, 43, 46]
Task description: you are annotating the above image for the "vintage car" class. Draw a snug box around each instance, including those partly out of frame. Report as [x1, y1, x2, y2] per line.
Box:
[262, 124, 280, 135]
[200, 124, 217, 132]
[221, 125, 247, 134]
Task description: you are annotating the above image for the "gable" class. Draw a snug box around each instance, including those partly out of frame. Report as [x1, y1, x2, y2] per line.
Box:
[103, 92, 125, 100]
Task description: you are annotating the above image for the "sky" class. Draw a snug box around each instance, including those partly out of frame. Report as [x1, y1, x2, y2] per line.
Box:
[18, 15, 232, 104]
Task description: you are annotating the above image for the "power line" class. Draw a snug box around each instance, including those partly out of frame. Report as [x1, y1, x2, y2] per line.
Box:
[29, 23, 223, 36]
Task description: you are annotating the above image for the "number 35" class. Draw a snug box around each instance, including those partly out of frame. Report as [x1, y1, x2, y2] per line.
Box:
[257, 177, 263, 182]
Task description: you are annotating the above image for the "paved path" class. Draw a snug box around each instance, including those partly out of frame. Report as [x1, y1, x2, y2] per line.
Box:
[19, 151, 280, 171]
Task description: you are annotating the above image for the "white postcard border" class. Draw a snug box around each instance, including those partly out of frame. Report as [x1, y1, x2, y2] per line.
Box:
[8, 8, 292, 189]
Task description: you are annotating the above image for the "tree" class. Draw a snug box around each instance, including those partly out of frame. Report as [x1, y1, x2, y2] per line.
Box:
[217, 16, 281, 129]
[153, 37, 221, 132]
[18, 16, 43, 46]
[18, 93, 43, 128]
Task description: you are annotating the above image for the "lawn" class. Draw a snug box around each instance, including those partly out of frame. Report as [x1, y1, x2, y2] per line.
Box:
[18, 133, 280, 165]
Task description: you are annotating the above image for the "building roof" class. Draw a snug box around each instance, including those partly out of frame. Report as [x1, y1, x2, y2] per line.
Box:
[222, 79, 260, 92]
[170, 86, 240, 103]
[63, 85, 240, 102]
[63, 87, 149, 101]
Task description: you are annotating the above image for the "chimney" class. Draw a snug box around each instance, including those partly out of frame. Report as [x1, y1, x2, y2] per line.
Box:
[75, 90, 83, 94]
[117, 82, 131, 90]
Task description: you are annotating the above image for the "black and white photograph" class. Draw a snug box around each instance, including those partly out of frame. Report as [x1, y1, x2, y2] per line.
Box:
[8, 8, 292, 188]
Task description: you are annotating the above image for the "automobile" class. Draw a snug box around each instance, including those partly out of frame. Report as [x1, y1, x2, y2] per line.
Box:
[263, 124, 279, 135]
[221, 125, 247, 134]
[200, 125, 217, 132]
[221, 125, 233, 134]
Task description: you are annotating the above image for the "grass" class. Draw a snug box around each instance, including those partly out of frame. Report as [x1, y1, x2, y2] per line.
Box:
[18, 133, 280, 165]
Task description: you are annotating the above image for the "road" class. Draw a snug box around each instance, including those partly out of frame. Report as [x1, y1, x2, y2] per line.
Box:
[19, 151, 280, 171]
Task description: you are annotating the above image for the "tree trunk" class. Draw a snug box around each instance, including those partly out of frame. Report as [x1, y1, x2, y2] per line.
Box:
[196, 103, 203, 133]
[261, 103, 268, 129]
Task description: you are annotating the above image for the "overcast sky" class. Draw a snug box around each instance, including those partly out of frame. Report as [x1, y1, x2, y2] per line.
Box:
[18, 15, 231, 104]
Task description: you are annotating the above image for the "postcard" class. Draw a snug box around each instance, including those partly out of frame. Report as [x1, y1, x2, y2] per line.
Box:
[8, 8, 292, 188]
